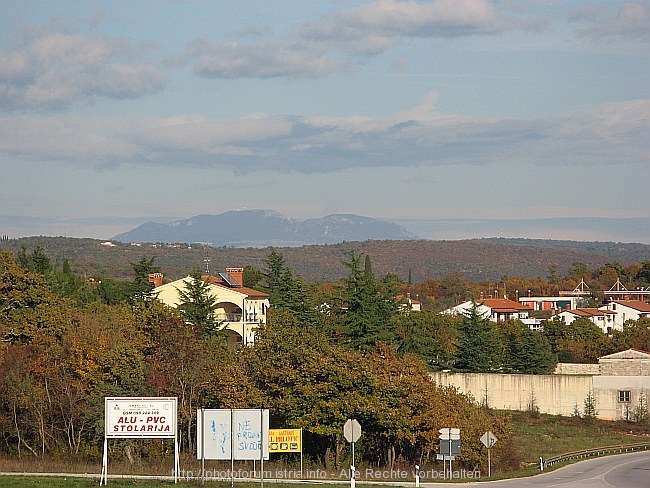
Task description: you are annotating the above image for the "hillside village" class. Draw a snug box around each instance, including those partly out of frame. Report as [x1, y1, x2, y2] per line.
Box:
[147, 263, 650, 423]
[1, 243, 650, 474]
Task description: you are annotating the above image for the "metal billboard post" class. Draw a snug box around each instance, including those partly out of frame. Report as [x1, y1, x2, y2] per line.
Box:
[201, 408, 205, 485]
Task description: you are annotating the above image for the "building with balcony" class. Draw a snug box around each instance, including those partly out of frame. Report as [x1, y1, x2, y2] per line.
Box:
[151, 267, 269, 345]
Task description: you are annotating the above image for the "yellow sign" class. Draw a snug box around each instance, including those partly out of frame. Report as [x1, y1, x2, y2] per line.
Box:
[269, 428, 302, 453]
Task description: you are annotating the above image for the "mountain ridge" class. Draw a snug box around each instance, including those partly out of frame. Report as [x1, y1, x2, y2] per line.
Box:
[112, 210, 419, 246]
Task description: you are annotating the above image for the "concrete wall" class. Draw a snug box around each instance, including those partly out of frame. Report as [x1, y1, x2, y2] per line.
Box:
[431, 372, 650, 420]
[554, 363, 600, 375]
[431, 372, 593, 417]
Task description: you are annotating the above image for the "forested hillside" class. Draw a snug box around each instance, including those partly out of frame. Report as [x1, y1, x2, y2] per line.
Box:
[2, 236, 649, 284]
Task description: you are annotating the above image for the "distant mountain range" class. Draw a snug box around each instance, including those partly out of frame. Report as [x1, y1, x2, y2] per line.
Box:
[112, 210, 419, 246]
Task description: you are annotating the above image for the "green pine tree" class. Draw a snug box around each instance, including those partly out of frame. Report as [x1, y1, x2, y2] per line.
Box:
[455, 302, 498, 372]
[176, 268, 220, 336]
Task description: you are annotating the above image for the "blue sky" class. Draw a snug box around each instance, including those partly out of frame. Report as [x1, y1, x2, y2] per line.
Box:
[1, 0, 649, 240]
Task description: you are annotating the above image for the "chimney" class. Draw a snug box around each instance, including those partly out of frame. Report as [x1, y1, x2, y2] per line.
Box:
[148, 272, 163, 288]
[226, 267, 244, 287]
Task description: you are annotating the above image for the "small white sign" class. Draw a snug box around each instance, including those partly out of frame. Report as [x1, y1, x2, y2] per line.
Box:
[439, 427, 460, 440]
[105, 397, 176, 438]
[480, 431, 498, 448]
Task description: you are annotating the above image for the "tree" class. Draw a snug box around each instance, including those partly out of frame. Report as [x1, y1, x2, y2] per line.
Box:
[244, 309, 359, 468]
[498, 320, 556, 374]
[0, 252, 67, 344]
[176, 268, 220, 335]
[129, 256, 161, 300]
[333, 251, 399, 352]
[395, 311, 458, 369]
[455, 303, 499, 372]
[637, 261, 650, 286]
[17, 246, 52, 275]
[147, 312, 243, 452]
[436, 273, 471, 311]
[611, 317, 650, 352]
[583, 390, 598, 422]
[543, 317, 610, 363]
[261, 248, 319, 325]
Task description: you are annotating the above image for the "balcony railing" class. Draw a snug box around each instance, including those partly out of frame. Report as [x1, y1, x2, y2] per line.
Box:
[215, 312, 261, 323]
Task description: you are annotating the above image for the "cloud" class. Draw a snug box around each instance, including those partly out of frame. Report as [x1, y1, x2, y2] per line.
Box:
[186, 38, 344, 79]
[180, 0, 531, 79]
[1, 95, 648, 174]
[573, 2, 650, 40]
[305, 0, 506, 43]
[0, 22, 166, 111]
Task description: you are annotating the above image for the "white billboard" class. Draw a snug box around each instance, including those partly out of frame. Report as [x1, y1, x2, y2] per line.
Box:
[105, 397, 177, 438]
[197, 409, 269, 460]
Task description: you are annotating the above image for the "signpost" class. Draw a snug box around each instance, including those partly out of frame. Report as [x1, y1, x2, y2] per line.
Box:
[102, 397, 178, 485]
[438, 428, 460, 480]
[480, 431, 498, 477]
[343, 419, 361, 488]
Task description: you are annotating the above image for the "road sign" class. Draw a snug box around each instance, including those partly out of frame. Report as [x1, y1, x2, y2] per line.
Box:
[436, 454, 456, 461]
[438, 427, 460, 440]
[480, 431, 498, 449]
[440, 439, 461, 455]
[480, 431, 498, 477]
[344, 419, 362, 443]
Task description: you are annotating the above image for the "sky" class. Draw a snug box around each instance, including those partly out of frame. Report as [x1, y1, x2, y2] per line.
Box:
[1, 0, 649, 241]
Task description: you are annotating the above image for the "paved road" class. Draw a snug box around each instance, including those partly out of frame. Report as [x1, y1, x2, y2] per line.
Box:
[419, 450, 650, 487]
[2, 451, 649, 486]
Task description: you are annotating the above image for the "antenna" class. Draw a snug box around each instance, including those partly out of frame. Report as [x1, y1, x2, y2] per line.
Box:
[203, 249, 211, 274]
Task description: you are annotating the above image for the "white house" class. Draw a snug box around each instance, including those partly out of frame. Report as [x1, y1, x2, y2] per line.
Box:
[444, 298, 533, 322]
[598, 300, 650, 331]
[152, 267, 270, 346]
[395, 292, 422, 312]
[556, 307, 617, 333]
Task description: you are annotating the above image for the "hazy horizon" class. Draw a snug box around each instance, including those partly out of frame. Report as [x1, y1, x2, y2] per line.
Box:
[2, 213, 649, 245]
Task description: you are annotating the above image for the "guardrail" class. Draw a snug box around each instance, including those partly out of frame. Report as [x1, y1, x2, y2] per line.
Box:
[542, 442, 650, 470]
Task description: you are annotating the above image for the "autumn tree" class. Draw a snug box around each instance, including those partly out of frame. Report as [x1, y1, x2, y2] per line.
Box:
[543, 317, 610, 363]
[611, 317, 650, 352]
[0, 251, 68, 344]
[244, 308, 360, 467]
[147, 311, 246, 452]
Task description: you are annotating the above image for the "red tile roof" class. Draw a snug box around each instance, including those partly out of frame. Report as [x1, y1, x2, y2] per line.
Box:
[478, 298, 531, 312]
[611, 300, 650, 312]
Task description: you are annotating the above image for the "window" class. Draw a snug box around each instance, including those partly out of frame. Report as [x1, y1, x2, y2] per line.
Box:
[618, 390, 631, 403]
